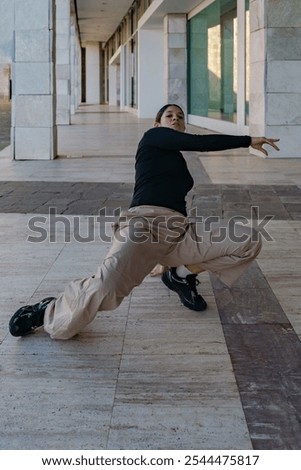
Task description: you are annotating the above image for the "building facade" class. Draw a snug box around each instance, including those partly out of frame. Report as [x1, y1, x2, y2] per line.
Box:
[0, 0, 300, 159]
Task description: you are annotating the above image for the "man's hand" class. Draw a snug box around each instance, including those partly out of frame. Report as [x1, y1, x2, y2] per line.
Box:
[250, 137, 280, 156]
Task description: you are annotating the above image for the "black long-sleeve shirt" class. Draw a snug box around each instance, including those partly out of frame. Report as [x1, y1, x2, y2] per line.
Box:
[130, 127, 251, 215]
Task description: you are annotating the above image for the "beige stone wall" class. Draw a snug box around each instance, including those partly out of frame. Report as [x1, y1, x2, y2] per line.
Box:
[250, 0, 301, 157]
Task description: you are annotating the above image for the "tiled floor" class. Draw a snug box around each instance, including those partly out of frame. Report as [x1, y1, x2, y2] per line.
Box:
[0, 105, 301, 450]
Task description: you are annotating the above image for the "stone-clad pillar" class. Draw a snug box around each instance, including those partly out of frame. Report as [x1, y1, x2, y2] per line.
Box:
[70, 15, 82, 114]
[11, 0, 57, 160]
[163, 14, 187, 115]
[56, 0, 71, 125]
[85, 42, 101, 104]
[137, 29, 164, 118]
[250, 0, 301, 157]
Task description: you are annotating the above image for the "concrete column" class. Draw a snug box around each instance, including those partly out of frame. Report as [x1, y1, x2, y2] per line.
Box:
[250, 0, 301, 157]
[11, 0, 57, 160]
[109, 64, 119, 106]
[120, 46, 126, 109]
[85, 42, 100, 104]
[163, 14, 187, 115]
[137, 29, 164, 118]
[70, 16, 82, 114]
[56, 0, 71, 125]
[99, 47, 104, 104]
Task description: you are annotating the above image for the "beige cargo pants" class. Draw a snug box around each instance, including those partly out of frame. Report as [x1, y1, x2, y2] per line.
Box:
[44, 205, 262, 340]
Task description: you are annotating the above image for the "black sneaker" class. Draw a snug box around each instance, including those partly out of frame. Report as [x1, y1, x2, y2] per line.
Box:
[9, 297, 55, 337]
[162, 268, 207, 311]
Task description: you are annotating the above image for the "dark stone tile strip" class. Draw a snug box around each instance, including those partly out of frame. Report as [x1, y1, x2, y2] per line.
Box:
[1, 182, 301, 219]
[211, 263, 301, 449]
[0, 181, 134, 215]
[192, 184, 301, 220]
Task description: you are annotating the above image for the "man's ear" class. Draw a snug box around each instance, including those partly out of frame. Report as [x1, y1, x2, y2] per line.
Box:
[153, 122, 160, 128]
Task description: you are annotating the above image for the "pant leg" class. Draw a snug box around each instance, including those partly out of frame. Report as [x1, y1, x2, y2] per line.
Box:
[161, 220, 262, 287]
[44, 223, 162, 340]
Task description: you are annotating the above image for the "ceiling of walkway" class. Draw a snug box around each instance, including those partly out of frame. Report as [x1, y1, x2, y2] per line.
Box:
[75, 0, 206, 44]
[75, 0, 134, 44]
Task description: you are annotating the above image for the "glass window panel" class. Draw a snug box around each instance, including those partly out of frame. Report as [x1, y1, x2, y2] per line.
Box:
[188, 0, 238, 123]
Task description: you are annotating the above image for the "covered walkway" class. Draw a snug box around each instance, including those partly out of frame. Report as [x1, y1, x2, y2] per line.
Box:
[1, 106, 301, 450]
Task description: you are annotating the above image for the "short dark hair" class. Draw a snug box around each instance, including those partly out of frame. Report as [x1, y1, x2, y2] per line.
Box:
[154, 104, 185, 124]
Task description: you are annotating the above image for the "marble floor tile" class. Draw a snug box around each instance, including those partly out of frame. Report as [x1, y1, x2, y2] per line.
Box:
[115, 354, 240, 406]
[107, 403, 252, 450]
[199, 155, 301, 186]
[0, 353, 119, 450]
[122, 316, 228, 356]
